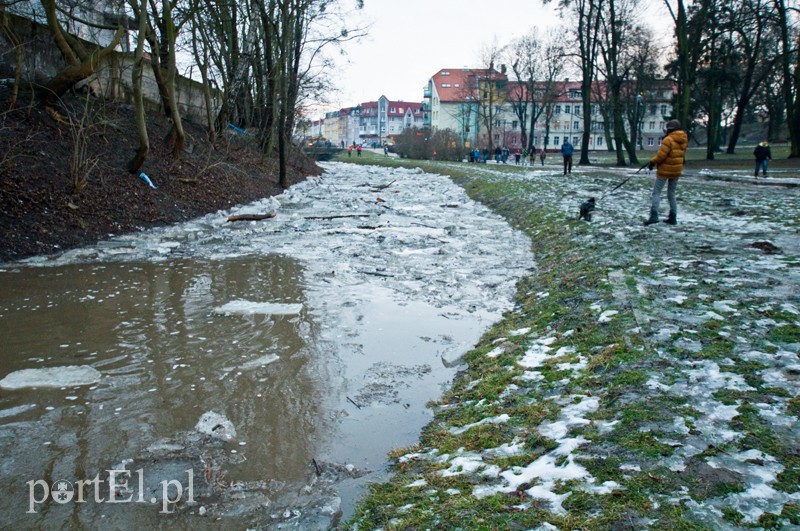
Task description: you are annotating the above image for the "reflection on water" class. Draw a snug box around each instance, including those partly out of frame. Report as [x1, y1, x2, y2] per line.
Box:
[0, 165, 534, 528]
[0, 256, 336, 528]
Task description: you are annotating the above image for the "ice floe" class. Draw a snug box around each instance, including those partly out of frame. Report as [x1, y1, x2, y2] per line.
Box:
[0, 365, 101, 390]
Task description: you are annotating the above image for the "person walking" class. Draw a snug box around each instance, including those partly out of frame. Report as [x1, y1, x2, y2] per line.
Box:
[356, 144, 362, 157]
[347, 145, 352, 157]
[753, 141, 772, 179]
[644, 119, 688, 226]
[514, 148, 521, 165]
[539, 148, 546, 166]
[560, 139, 574, 175]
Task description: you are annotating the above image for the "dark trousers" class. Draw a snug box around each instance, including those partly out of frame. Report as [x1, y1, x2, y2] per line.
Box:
[563, 155, 573, 174]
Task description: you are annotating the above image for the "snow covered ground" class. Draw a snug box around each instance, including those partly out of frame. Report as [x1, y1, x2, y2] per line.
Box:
[348, 160, 800, 529]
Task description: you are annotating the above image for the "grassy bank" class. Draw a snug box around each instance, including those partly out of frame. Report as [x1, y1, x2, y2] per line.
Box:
[331, 153, 800, 529]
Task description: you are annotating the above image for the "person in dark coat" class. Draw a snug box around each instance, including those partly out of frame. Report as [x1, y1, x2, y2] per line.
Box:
[560, 140, 574, 175]
[753, 141, 772, 178]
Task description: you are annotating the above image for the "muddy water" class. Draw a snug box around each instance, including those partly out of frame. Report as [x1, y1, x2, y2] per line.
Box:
[0, 164, 533, 529]
[0, 255, 485, 529]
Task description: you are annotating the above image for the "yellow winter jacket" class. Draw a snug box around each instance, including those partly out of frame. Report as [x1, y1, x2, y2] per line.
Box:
[650, 130, 688, 179]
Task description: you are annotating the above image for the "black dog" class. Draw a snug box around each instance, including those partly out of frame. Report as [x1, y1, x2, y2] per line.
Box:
[578, 197, 596, 221]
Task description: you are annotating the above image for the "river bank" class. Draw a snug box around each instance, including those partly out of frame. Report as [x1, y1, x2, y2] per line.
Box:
[342, 154, 800, 529]
[0, 91, 320, 263]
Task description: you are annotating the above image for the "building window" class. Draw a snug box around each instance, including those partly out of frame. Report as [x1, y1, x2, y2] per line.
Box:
[390, 107, 396, 113]
[442, 71, 450, 76]
[660, 105, 667, 115]
[442, 83, 451, 88]
[494, 134, 500, 143]
[512, 120, 518, 129]
[569, 90, 580, 99]
[399, 107, 404, 113]
[554, 136, 560, 145]
[572, 136, 578, 144]
[555, 105, 561, 114]
[575, 104, 581, 115]
[649, 121, 655, 130]
[495, 120, 501, 127]
[573, 121, 579, 130]
[565, 105, 571, 114]
[596, 136, 603, 146]
[648, 137, 654, 147]
[454, 83, 460, 88]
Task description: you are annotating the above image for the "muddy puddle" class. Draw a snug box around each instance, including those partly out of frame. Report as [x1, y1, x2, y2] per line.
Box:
[0, 163, 533, 529]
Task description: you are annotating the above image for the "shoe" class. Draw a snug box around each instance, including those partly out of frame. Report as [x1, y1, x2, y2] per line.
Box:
[663, 211, 677, 225]
[644, 209, 659, 226]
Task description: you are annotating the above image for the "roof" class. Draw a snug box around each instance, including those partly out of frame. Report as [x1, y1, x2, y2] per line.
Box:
[430, 68, 508, 103]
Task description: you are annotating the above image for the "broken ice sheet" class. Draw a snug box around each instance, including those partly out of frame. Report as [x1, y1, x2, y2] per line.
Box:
[213, 300, 303, 316]
[0, 365, 101, 390]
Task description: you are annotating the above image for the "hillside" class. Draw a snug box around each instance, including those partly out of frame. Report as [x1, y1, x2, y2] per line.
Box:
[0, 89, 321, 263]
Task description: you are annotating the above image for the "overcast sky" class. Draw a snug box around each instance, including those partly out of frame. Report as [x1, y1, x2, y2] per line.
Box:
[315, 0, 562, 116]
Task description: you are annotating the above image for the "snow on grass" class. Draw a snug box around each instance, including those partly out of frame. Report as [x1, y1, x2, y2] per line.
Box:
[449, 413, 511, 435]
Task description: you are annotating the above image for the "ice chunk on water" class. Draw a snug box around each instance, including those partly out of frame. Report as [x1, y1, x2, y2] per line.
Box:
[213, 300, 303, 316]
[195, 411, 237, 440]
[0, 365, 101, 390]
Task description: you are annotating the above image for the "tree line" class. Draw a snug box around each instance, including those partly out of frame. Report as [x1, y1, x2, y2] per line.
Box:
[0, 0, 364, 187]
[469, 0, 800, 165]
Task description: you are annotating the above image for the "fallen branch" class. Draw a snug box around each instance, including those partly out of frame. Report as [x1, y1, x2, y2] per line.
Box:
[226, 213, 276, 222]
[347, 396, 362, 409]
[304, 214, 371, 220]
[369, 179, 396, 191]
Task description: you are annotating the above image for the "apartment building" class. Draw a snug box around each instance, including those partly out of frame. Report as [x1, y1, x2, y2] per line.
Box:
[425, 69, 674, 152]
[311, 96, 424, 147]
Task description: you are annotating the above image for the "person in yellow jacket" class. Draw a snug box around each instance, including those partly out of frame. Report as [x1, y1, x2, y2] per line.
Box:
[644, 119, 688, 225]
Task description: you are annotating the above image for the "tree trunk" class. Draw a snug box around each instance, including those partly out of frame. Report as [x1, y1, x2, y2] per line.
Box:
[128, 0, 150, 173]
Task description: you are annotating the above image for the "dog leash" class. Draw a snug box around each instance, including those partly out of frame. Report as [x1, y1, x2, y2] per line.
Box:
[599, 162, 649, 201]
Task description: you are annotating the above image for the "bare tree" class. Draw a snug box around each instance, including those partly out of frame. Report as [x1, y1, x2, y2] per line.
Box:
[553, 0, 605, 165]
[39, 0, 127, 109]
[663, 0, 714, 131]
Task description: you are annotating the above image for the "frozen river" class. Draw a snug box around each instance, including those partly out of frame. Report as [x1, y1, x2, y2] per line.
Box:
[0, 163, 533, 528]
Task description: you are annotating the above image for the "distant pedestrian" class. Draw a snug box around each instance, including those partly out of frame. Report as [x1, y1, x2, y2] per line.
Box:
[474, 148, 480, 163]
[539, 149, 546, 166]
[514, 149, 521, 165]
[348, 145, 352, 157]
[502, 147, 509, 164]
[356, 144, 362, 157]
[753, 141, 772, 178]
[384, 144, 389, 156]
[494, 146, 502, 163]
[482, 148, 489, 163]
[529, 149, 536, 165]
[561, 139, 574, 175]
[644, 119, 687, 226]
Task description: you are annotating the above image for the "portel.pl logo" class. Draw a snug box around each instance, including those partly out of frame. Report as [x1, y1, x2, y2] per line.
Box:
[27, 468, 194, 514]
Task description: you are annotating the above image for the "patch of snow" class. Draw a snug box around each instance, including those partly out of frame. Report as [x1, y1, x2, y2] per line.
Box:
[450, 413, 510, 435]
